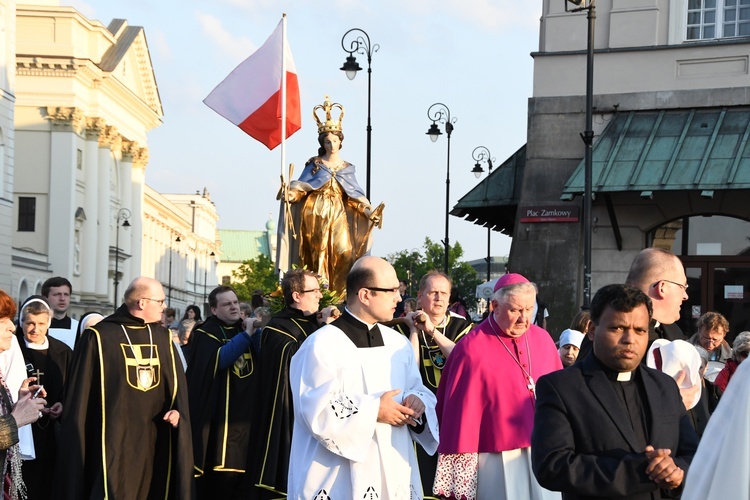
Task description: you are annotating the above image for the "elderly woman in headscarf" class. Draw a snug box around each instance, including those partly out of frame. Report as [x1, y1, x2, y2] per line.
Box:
[0, 290, 47, 499]
[16, 296, 73, 499]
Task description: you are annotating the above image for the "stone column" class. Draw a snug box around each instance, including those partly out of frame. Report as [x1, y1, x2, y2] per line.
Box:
[46, 107, 84, 282]
[81, 117, 103, 298]
[130, 147, 148, 278]
[95, 126, 117, 298]
[119, 141, 136, 288]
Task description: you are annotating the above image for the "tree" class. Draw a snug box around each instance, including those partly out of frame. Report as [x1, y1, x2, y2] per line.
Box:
[231, 254, 279, 302]
[387, 237, 481, 310]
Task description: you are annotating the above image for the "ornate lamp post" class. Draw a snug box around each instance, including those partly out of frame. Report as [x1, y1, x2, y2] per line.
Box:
[113, 208, 131, 312]
[566, 0, 596, 309]
[340, 28, 379, 200]
[168, 235, 181, 308]
[426, 103, 456, 274]
[470, 146, 495, 282]
[203, 250, 216, 306]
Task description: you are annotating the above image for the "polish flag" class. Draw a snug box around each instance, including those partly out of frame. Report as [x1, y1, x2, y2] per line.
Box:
[204, 18, 301, 150]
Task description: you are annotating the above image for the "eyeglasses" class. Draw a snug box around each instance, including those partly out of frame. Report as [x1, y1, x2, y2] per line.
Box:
[365, 286, 400, 294]
[300, 288, 321, 294]
[653, 279, 689, 292]
[141, 297, 166, 305]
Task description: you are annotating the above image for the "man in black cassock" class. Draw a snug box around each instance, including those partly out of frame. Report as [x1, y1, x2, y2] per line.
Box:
[249, 269, 336, 497]
[55, 277, 194, 500]
[186, 285, 256, 499]
[17, 296, 72, 500]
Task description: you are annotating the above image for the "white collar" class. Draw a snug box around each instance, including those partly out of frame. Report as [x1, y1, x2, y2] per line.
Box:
[617, 371, 633, 382]
[24, 337, 49, 350]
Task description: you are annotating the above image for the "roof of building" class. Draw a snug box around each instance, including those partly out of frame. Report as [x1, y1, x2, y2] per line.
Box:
[562, 107, 750, 199]
[218, 229, 270, 263]
[450, 144, 526, 235]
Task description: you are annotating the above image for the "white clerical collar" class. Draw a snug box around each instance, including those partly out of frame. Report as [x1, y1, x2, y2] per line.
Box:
[24, 337, 49, 350]
[344, 307, 377, 330]
[617, 371, 633, 382]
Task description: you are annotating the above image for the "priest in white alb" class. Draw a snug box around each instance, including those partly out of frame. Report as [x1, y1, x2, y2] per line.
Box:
[288, 256, 438, 500]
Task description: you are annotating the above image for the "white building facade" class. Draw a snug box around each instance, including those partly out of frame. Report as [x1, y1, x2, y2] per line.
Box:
[11, 2, 220, 316]
[507, 0, 750, 335]
[0, 0, 15, 291]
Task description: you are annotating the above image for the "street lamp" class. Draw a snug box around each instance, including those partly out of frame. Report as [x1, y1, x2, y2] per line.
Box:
[340, 28, 379, 200]
[168, 235, 181, 308]
[113, 208, 131, 312]
[203, 250, 216, 306]
[470, 146, 495, 281]
[566, 0, 596, 309]
[426, 103, 456, 274]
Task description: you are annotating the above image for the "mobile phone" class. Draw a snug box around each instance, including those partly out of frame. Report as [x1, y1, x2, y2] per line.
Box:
[32, 386, 43, 399]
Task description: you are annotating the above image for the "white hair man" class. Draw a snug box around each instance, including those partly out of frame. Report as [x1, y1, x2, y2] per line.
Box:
[434, 273, 562, 500]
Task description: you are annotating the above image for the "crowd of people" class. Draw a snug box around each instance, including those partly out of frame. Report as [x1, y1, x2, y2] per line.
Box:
[0, 247, 746, 499]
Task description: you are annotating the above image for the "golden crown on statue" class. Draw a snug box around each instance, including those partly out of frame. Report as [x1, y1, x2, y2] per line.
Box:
[313, 95, 345, 134]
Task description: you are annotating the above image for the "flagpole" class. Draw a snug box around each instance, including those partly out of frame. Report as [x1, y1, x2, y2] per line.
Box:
[278, 13, 289, 280]
[281, 13, 288, 178]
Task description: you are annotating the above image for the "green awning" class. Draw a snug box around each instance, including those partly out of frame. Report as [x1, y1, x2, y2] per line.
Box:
[562, 107, 750, 199]
[451, 144, 525, 235]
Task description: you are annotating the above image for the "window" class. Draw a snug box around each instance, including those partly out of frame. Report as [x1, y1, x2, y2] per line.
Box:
[18, 197, 36, 232]
[687, 0, 750, 40]
[77, 149, 83, 170]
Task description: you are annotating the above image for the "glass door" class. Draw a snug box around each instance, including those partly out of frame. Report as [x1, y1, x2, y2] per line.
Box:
[709, 263, 750, 343]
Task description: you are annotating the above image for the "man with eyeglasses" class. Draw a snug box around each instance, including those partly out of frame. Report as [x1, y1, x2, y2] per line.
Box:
[249, 269, 338, 497]
[56, 277, 195, 499]
[288, 256, 438, 499]
[186, 285, 256, 499]
[625, 248, 688, 351]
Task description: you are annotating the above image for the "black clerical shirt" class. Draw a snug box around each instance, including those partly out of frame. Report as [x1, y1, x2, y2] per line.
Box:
[596, 355, 652, 450]
[50, 316, 72, 329]
[332, 310, 384, 348]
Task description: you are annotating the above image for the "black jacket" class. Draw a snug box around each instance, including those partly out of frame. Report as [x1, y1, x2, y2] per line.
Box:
[531, 353, 699, 500]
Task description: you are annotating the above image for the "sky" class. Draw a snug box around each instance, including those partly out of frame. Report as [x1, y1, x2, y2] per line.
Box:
[66, 0, 542, 265]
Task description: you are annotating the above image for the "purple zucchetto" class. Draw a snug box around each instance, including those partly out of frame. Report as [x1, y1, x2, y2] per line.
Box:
[493, 273, 530, 293]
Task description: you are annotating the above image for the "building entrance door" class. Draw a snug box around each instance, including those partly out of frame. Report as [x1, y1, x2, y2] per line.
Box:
[679, 257, 750, 342]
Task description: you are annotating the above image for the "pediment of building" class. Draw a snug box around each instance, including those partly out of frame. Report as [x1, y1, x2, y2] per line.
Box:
[100, 20, 163, 118]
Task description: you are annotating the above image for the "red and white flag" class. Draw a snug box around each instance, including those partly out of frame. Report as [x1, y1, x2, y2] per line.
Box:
[204, 18, 301, 150]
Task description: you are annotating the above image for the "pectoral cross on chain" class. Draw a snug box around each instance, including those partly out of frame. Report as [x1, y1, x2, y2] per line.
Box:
[527, 376, 536, 397]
